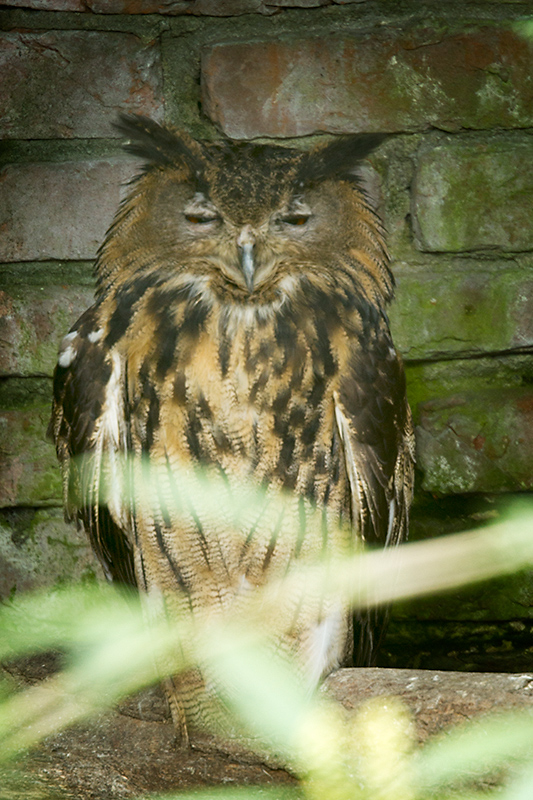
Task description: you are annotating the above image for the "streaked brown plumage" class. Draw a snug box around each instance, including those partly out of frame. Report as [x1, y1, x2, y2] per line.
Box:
[49, 114, 414, 746]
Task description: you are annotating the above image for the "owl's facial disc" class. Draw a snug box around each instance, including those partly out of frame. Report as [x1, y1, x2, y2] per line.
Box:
[233, 198, 314, 293]
[180, 190, 317, 296]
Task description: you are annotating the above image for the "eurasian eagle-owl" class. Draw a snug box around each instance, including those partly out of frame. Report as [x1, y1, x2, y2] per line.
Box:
[49, 114, 414, 745]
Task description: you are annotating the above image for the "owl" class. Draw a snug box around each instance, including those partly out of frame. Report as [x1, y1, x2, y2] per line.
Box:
[49, 114, 414, 746]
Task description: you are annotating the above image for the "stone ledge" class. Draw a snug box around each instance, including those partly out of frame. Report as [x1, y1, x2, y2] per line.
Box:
[5, 661, 533, 798]
[324, 667, 533, 742]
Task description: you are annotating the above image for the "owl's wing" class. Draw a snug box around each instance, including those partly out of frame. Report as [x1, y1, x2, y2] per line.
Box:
[333, 325, 415, 663]
[48, 305, 136, 587]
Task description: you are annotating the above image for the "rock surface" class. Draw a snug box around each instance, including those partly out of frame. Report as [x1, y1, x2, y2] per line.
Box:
[323, 667, 533, 742]
[4, 657, 533, 798]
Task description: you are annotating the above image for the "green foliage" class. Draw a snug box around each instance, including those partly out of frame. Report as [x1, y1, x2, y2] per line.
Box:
[2, 494, 533, 798]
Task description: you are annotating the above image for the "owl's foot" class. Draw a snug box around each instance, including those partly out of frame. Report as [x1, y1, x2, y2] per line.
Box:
[164, 675, 190, 749]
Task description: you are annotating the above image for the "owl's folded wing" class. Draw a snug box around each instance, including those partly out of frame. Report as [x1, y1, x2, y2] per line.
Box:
[48, 306, 136, 586]
[333, 331, 415, 663]
[334, 326, 414, 549]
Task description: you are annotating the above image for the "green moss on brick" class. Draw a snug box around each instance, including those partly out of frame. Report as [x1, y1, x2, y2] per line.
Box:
[390, 266, 533, 361]
[0, 507, 103, 599]
[416, 385, 533, 494]
[0, 398, 62, 508]
[413, 139, 533, 253]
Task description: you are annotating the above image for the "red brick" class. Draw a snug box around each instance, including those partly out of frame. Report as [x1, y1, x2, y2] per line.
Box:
[0, 158, 139, 261]
[0, 286, 95, 377]
[0, 31, 163, 139]
[202, 28, 533, 138]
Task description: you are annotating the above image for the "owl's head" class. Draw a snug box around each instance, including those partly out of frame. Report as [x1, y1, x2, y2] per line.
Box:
[98, 114, 392, 307]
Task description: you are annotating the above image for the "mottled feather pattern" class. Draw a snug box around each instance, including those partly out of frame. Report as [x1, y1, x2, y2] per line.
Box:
[49, 114, 414, 746]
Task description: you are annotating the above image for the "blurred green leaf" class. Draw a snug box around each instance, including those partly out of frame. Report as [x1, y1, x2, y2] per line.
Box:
[150, 790, 302, 800]
[500, 766, 533, 800]
[1, 484, 533, 798]
[203, 628, 313, 754]
[415, 709, 533, 790]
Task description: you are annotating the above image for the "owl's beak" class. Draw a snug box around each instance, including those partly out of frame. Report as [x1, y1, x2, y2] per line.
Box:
[237, 225, 256, 292]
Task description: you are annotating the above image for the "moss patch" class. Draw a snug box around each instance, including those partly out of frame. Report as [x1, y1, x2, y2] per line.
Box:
[0, 507, 103, 600]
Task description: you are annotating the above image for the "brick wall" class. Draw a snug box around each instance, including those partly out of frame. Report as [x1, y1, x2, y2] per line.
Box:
[1, 0, 532, 669]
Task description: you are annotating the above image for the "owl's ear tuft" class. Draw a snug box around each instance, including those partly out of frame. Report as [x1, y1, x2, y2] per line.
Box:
[114, 114, 210, 180]
[296, 134, 387, 186]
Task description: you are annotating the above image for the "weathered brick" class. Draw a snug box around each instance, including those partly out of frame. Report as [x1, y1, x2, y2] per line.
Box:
[0, 285, 95, 377]
[389, 267, 533, 361]
[416, 387, 533, 495]
[392, 567, 533, 624]
[0, 401, 61, 508]
[413, 139, 533, 253]
[0, 31, 163, 139]
[0, 158, 138, 261]
[2, 0, 83, 8]
[201, 28, 533, 138]
[0, 508, 104, 600]
[85, 0, 278, 12]
[404, 354, 533, 426]
[1, 0, 355, 10]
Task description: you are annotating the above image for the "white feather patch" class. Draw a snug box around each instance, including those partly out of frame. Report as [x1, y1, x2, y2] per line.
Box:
[102, 351, 123, 448]
[333, 393, 364, 532]
[88, 327, 104, 343]
[58, 346, 76, 368]
[58, 330, 78, 367]
[94, 351, 127, 525]
[386, 497, 396, 546]
[305, 609, 345, 687]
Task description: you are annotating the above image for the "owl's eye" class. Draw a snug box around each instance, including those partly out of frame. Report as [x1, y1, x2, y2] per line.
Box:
[185, 214, 220, 225]
[282, 214, 310, 226]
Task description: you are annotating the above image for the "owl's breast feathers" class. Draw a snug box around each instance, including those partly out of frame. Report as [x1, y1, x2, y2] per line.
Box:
[50, 265, 414, 596]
